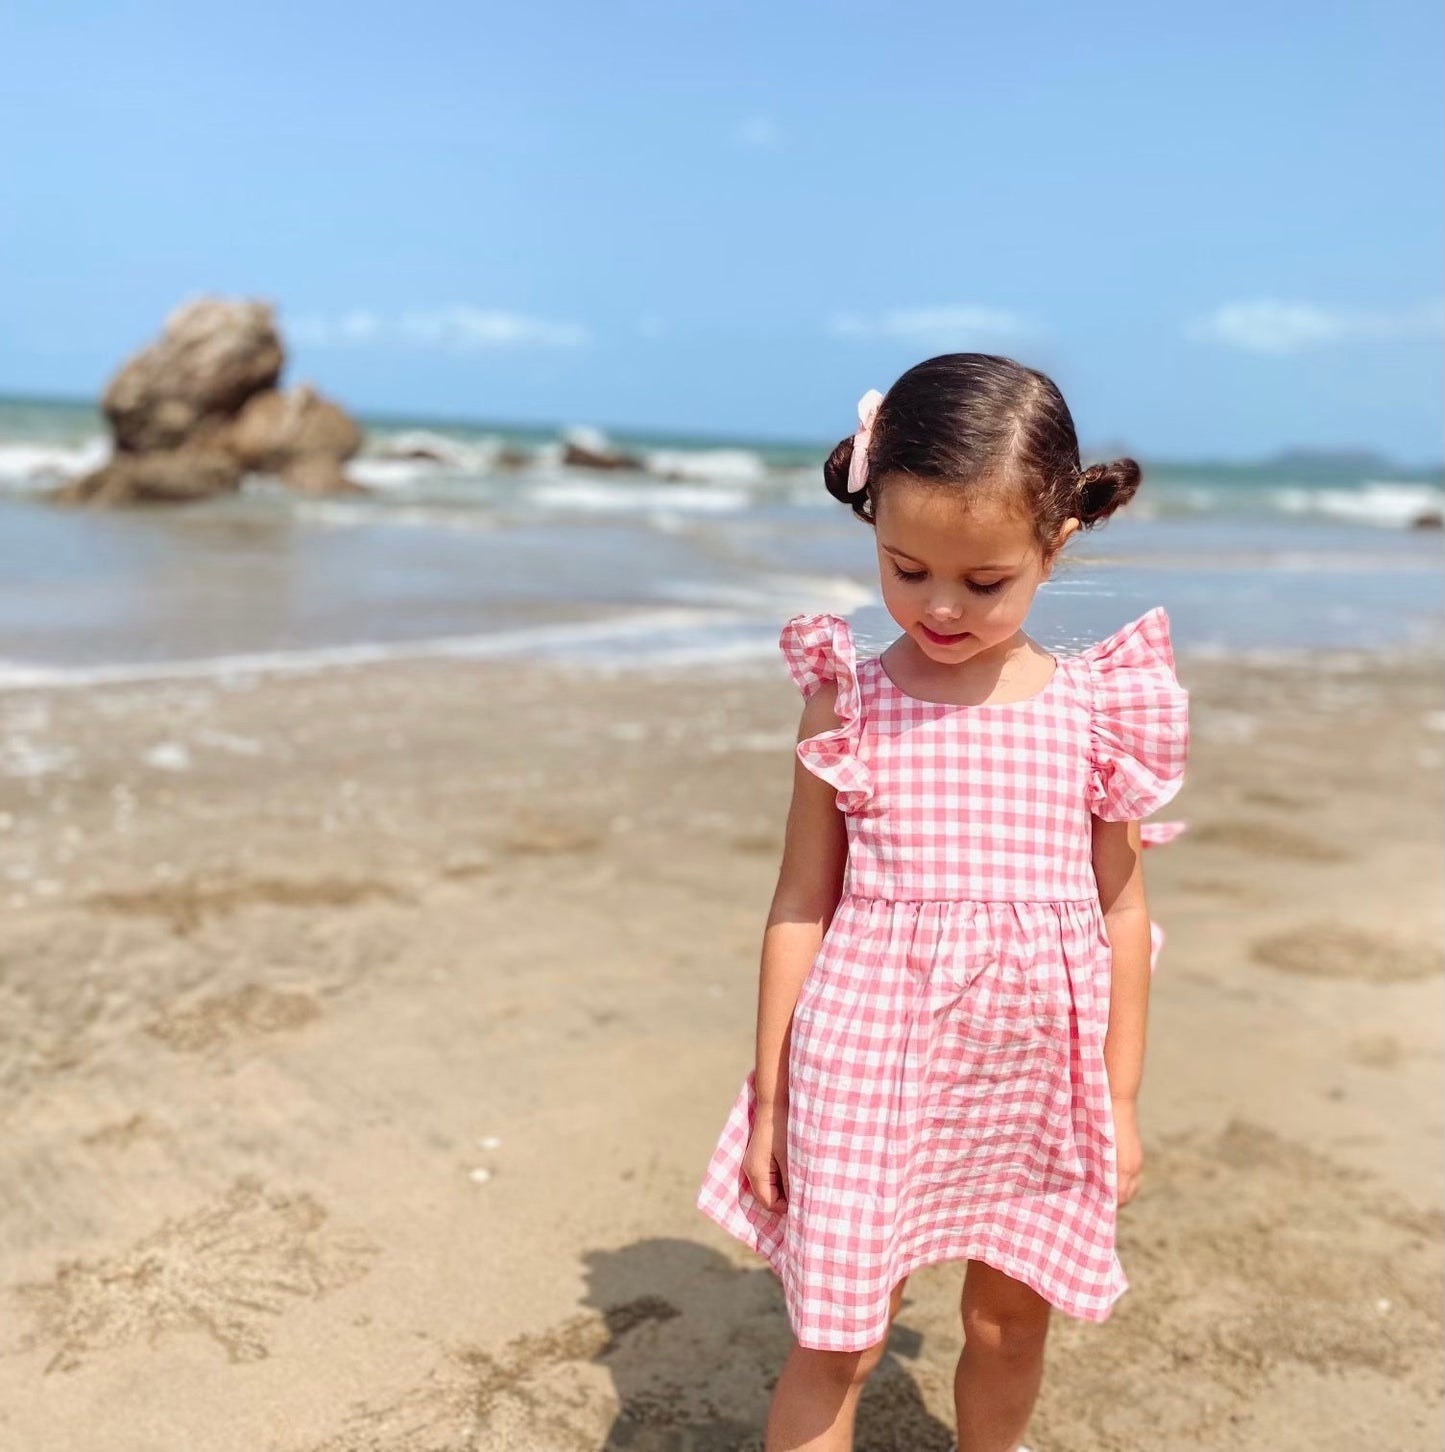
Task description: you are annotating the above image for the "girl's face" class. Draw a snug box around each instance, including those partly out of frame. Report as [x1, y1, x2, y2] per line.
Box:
[872, 479, 1077, 665]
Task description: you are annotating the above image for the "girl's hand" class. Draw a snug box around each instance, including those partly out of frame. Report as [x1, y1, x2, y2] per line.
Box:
[743, 1104, 790, 1213]
[1113, 1097, 1143, 1208]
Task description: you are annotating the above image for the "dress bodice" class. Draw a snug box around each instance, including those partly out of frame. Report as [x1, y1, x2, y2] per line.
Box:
[780, 609, 1190, 903]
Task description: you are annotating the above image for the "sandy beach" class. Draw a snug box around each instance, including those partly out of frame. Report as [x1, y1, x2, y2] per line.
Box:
[0, 639, 1440, 1451]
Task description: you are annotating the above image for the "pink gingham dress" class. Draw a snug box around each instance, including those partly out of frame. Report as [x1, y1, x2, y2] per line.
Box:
[695, 606, 1190, 1351]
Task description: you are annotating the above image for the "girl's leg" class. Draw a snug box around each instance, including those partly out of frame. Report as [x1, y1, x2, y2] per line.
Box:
[954, 1259, 1050, 1452]
[764, 1275, 909, 1452]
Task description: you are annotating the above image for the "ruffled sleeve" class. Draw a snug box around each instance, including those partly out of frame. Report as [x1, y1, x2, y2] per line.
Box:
[778, 612, 874, 814]
[1140, 819, 1188, 848]
[1082, 606, 1189, 821]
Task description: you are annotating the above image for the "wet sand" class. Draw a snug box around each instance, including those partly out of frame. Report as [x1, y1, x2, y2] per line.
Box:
[0, 642, 1440, 1450]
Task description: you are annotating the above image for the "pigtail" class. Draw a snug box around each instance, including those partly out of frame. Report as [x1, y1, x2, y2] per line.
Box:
[823, 435, 873, 520]
[1074, 457, 1142, 528]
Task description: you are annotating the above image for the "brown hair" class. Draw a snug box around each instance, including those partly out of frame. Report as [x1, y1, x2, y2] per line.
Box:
[823, 353, 1141, 558]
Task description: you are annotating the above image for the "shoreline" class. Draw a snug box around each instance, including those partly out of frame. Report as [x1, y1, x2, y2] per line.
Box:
[1, 618, 1439, 694]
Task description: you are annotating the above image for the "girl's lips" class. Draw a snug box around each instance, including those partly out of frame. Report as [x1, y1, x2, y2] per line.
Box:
[921, 625, 970, 645]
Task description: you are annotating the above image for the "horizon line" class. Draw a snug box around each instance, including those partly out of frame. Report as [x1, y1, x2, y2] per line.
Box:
[0, 387, 1440, 476]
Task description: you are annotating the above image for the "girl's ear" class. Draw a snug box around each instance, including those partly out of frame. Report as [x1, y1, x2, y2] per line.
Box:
[1042, 517, 1081, 577]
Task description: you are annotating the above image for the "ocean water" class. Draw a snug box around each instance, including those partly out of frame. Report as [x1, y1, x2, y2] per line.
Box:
[0, 395, 1440, 687]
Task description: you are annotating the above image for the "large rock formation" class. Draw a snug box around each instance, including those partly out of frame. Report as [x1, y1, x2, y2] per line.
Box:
[228, 384, 365, 495]
[103, 298, 284, 455]
[54, 297, 364, 505]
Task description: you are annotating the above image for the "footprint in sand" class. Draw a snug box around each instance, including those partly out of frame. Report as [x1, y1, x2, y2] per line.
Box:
[1080, 1117, 1444, 1443]
[1251, 923, 1443, 983]
[240, 877, 410, 910]
[84, 875, 410, 935]
[8, 1175, 378, 1372]
[79, 1111, 155, 1149]
[1238, 787, 1320, 810]
[145, 982, 322, 1052]
[1187, 820, 1349, 862]
[501, 817, 604, 856]
[1348, 1033, 1407, 1069]
[294, 1299, 691, 1452]
[1178, 876, 1260, 900]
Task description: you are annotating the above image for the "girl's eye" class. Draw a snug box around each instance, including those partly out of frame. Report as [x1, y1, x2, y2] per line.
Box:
[882, 563, 1004, 592]
[889, 564, 1007, 595]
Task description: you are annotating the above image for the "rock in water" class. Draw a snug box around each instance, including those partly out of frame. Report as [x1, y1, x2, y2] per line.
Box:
[104, 297, 284, 455]
[271, 452, 367, 496]
[54, 296, 366, 505]
[229, 384, 364, 493]
[59, 452, 245, 506]
[560, 425, 643, 471]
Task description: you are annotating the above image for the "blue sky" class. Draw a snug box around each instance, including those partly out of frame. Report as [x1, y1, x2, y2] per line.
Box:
[2, 1, 1440, 462]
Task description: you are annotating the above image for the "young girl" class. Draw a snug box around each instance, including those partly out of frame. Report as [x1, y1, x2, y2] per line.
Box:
[695, 353, 1190, 1452]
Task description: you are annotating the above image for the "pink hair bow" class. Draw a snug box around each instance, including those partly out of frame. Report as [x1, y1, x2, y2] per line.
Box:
[846, 388, 884, 494]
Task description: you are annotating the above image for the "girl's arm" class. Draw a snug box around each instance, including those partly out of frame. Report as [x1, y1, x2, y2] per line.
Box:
[1090, 816, 1152, 1103]
[754, 685, 850, 1114]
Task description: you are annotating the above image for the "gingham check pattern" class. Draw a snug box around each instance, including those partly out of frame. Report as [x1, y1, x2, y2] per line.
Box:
[695, 607, 1190, 1351]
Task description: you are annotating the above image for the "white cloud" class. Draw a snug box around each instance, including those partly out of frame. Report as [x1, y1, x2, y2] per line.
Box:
[827, 312, 873, 339]
[827, 306, 1032, 345]
[1186, 299, 1444, 354]
[734, 116, 783, 151]
[335, 310, 380, 344]
[285, 312, 378, 348]
[399, 307, 588, 350]
[284, 306, 588, 351]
